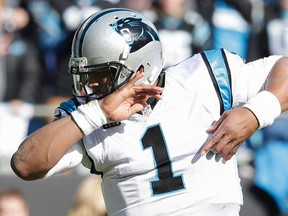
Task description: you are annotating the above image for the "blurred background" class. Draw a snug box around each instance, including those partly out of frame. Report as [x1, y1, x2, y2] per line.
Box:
[0, 0, 288, 215]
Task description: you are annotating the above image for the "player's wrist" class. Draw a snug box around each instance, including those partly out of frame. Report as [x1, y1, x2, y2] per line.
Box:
[243, 91, 281, 129]
[71, 100, 107, 135]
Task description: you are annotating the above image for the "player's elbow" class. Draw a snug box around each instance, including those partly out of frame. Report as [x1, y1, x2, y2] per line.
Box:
[10, 152, 48, 181]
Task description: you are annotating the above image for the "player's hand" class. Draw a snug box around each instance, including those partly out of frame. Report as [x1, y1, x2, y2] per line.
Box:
[98, 70, 163, 121]
[201, 107, 259, 162]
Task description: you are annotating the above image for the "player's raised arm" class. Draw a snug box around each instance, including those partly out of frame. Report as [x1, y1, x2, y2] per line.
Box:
[10, 70, 163, 181]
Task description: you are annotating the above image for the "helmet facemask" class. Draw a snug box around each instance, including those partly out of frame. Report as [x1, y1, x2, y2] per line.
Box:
[69, 57, 135, 100]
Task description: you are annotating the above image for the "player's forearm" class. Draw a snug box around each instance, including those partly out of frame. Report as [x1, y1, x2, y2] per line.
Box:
[265, 56, 288, 112]
[10, 116, 84, 180]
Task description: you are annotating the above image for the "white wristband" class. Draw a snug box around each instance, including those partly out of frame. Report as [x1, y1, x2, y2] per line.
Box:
[71, 100, 107, 135]
[243, 91, 281, 129]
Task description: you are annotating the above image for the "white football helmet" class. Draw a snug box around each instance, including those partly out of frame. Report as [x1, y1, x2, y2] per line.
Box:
[69, 8, 164, 100]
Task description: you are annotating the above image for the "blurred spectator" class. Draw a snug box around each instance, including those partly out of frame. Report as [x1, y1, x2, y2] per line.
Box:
[151, 0, 211, 68]
[247, 116, 288, 216]
[0, 188, 30, 216]
[67, 176, 107, 216]
[266, 0, 288, 55]
[0, 102, 34, 174]
[0, 0, 41, 103]
[123, 0, 151, 9]
[0, 0, 40, 174]
[211, 0, 252, 59]
[195, 0, 214, 24]
[211, 0, 269, 61]
[248, 0, 272, 61]
[21, 0, 70, 98]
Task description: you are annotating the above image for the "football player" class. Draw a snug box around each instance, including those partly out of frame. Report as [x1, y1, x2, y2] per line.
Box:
[11, 8, 288, 216]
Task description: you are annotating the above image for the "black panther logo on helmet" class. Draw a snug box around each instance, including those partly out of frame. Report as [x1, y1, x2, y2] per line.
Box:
[110, 17, 160, 53]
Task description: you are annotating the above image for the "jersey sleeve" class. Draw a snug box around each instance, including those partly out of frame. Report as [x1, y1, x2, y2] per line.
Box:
[43, 140, 85, 178]
[53, 98, 78, 121]
[224, 49, 283, 105]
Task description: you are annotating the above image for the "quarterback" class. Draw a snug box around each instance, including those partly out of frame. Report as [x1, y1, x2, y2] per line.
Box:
[11, 8, 288, 216]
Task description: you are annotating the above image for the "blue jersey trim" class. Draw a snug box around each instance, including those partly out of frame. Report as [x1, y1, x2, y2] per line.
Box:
[202, 49, 232, 114]
[59, 98, 78, 114]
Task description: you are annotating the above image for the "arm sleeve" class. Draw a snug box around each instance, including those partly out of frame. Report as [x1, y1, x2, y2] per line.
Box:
[43, 141, 85, 178]
[225, 50, 283, 105]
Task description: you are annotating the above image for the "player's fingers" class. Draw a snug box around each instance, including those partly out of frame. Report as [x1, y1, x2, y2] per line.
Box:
[223, 143, 242, 161]
[202, 119, 235, 156]
[103, 71, 145, 102]
[132, 95, 148, 104]
[134, 91, 163, 101]
[125, 70, 145, 88]
[130, 102, 147, 114]
[133, 85, 164, 94]
[211, 131, 236, 155]
[209, 136, 235, 157]
[206, 111, 228, 133]
[201, 130, 225, 156]
[208, 141, 238, 164]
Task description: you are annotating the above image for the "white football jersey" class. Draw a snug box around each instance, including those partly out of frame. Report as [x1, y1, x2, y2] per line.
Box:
[49, 49, 282, 216]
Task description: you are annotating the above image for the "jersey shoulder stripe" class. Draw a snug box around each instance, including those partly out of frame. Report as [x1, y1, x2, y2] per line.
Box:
[201, 48, 232, 114]
[59, 98, 79, 114]
[53, 98, 79, 121]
